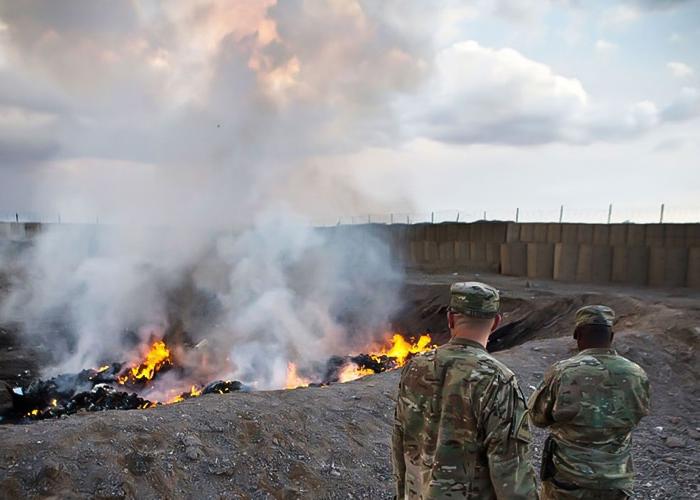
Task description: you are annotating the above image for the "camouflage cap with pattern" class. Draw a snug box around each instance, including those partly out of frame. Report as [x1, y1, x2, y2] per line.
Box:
[449, 282, 500, 318]
[575, 305, 615, 328]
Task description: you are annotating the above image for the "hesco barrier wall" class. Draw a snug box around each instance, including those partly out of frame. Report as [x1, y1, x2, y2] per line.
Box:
[2, 221, 699, 289]
[316, 221, 700, 289]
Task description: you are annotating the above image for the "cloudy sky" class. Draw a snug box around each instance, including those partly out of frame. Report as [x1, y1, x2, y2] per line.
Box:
[0, 0, 699, 224]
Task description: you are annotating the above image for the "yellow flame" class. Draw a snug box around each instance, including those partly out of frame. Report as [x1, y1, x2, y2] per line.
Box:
[376, 334, 433, 366]
[97, 365, 110, 373]
[50, 399, 57, 407]
[167, 385, 203, 404]
[27, 409, 39, 417]
[337, 363, 375, 383]
[119, 340, 172, 384]
[338, 334, 434, 383]
[285, 362, 311, 389]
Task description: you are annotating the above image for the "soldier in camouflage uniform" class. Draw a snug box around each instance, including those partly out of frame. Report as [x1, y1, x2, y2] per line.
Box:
[529, 305, 651, 500]
[392, 282, 538, 499]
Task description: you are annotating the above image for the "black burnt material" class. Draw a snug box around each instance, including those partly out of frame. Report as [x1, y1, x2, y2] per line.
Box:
[322, 352, 406, 384]
[202, 380, 243, 395]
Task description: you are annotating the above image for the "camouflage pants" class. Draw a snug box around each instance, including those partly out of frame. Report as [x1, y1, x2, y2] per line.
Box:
[541, 480, 629, 500]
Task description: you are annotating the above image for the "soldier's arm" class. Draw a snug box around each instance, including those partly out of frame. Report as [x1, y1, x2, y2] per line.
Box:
[391, 370, 407, 499]
[637, 369, 652, 420]
[527, 366, 558, 428]
[483, 375, 539, 500]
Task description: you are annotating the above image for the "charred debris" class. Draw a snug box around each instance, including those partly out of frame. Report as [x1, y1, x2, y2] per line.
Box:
[1, 351, 405, 424]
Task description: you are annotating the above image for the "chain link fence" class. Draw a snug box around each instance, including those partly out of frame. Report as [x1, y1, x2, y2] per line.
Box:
[312, 205, 700, 226]
[2, 204, 699, 226]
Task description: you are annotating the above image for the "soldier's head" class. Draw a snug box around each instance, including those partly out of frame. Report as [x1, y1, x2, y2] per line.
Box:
[447, 282, 501, 345]
[573, 305, 615, 350]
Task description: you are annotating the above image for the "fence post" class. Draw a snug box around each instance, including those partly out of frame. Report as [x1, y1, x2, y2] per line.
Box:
[456, 211, 460, 222]
[390, 213, 394, 224]
[15, 213, 18, 222]
[406, 215, 410, 224]
[659, 203, 665, 223]
[483, 211, 486, 220]
[559, 205, 564, 223]
[607, 204, 612, 224]
[515, 208, 519, 223]
[431, 212, 434, 223]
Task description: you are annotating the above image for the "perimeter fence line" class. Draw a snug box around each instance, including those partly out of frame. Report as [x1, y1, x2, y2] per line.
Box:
[312, 204, 700, 227]
[2, 204, 700, 226]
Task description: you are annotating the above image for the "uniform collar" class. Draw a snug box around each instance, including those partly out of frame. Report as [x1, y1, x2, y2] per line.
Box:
[578, 347, 617, 356]
[448, 337, 487, 351]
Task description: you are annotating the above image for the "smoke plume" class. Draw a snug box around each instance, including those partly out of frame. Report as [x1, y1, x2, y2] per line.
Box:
[0, 1, 432, 389]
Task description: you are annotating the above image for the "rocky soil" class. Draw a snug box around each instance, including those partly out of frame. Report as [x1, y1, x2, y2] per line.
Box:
[1, 273, 699, 499]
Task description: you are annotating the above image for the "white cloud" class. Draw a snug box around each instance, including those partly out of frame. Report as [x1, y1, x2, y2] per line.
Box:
[667, 61, 694, 78]
[662, 87, 700, 121]
[602, 5, 641, 26]
[402, 40, 591, 145]
[595, 39, 618, 52]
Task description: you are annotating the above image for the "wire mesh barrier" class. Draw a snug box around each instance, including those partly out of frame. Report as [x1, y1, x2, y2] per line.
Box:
[2, 205, 700, 226]
[312, 205, 700, 227]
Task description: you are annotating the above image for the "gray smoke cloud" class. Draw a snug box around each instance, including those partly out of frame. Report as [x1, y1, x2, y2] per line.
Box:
[0, 1, 424, 393]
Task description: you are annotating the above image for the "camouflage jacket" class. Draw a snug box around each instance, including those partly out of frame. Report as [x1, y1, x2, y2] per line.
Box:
[528, 348, 651, 491]
[392, 337, 538, 499]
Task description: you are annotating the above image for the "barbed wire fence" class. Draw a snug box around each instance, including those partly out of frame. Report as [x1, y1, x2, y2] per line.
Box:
[2, 204, 699, 226]
[312, 204, 700, 226]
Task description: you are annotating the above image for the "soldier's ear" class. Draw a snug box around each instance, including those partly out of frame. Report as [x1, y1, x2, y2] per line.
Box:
[491, 313, 502, 332]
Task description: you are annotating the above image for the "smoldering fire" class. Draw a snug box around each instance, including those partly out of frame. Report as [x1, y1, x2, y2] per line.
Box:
[3, 332, 434, 423]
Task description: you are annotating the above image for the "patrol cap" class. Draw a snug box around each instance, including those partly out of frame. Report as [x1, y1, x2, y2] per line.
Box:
[575, 305, 615, 328]
[449, 282, 500, 318]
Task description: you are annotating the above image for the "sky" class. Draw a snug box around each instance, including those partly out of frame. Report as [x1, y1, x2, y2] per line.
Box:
[0, 0, 699, 224]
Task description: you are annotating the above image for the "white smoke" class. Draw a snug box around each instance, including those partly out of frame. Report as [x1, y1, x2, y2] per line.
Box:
[0, 1, 436, 392]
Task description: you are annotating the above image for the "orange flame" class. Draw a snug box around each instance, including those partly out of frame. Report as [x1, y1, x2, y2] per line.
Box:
[168, 385, 203, 404]
[285, 362, 311, 389]
[373, 334, 433, 366]
[118, 340, 172, 384]
[338, 362, 375, 383]
[339, 334, 434, 383]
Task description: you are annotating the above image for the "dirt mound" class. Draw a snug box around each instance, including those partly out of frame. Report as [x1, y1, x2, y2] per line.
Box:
[1, 328, 697, 500]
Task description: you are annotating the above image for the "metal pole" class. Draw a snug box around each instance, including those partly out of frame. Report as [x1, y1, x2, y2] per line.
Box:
[406, 215, 410, 224]
[431, 212, 434, 224]
[515, 208, 519, 223]
[659, 203, 665, 223]
[483, 211, 486, 220]
[559, 205, 564, 223]
[607, 204, 612, 224]
[390, 213, 394, 224]
[15, 213, 18, 223]
[367, 214, 371, 224]
[456, 211, 460, 222]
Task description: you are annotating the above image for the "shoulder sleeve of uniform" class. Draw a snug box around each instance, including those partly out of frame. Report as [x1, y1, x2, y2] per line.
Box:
[527, 363, 559, 428]
[482, 362, 539, 500]
[392, 357, 418, 499]
[623, 357, 652, 419]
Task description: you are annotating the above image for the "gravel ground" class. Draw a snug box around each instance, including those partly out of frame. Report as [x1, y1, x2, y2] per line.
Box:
[1, 328, 697, 499]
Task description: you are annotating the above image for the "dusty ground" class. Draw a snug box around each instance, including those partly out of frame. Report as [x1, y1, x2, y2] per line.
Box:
[1, 272, 699, 499]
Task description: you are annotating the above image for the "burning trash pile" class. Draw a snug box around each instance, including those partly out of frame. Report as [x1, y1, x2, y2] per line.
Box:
[2, 334, 434, 423]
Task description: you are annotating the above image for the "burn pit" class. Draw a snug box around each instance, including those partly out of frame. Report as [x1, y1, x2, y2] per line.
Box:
[2, 333, 434, 423]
